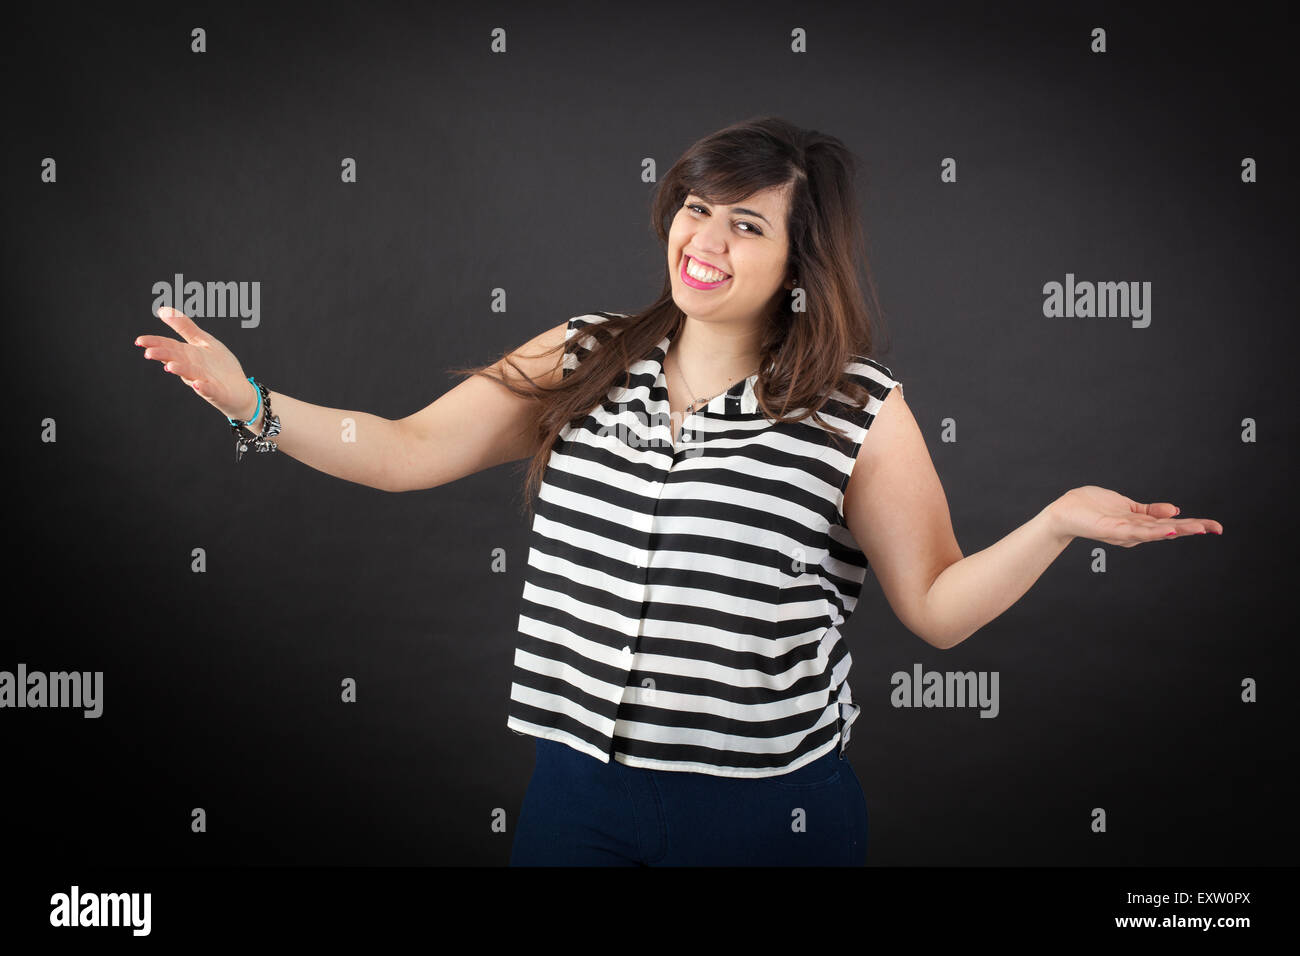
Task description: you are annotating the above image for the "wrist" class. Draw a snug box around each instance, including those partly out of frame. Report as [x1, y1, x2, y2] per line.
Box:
[1040, 494, 1076, 547]
[227, 379, 263, 435]
[236, 379, 260, 423]
[225, 378, 279, 460]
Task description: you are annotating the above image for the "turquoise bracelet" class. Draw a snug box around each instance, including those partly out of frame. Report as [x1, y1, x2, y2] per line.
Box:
[226, 376, 262, 426]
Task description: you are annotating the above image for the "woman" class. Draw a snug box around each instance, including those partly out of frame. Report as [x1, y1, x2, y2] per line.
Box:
[134, 116, 1222, 866]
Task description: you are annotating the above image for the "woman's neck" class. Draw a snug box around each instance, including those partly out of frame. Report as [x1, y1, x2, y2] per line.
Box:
[670, 317, 763, 396]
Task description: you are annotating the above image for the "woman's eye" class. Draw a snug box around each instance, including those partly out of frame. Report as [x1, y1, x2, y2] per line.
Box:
[685, 203, 761, 235]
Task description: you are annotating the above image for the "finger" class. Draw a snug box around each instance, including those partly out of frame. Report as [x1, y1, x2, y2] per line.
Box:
[1121, 517, 1177, 541]
[141, 345, 184, 365]
[135, 334, 180, 349]
[1161, 519, 1222, 537]
[159, 358, 195, 378]
[1134, 500, 1179, 518]
[150, 355, 191, 377]
[157, 306, 206, 345]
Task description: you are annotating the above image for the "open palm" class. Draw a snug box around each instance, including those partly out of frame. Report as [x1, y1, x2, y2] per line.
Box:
[1050, 484, 1223, 547]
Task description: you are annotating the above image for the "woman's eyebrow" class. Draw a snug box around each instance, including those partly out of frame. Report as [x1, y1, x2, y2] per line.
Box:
[731, 206, 772, 227]
[690, 197, 772, 227]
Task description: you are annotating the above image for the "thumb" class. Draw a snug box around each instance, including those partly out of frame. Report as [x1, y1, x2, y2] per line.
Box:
[157, 305, 206, 345]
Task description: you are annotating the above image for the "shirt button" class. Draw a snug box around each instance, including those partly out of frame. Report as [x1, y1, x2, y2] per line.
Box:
[621, 645, 632, 656]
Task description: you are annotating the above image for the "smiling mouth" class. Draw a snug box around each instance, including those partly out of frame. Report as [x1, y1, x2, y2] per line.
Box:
[681, 255, 732, 287]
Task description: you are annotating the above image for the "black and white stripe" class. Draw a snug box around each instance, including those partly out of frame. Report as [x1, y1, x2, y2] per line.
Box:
[507, 312, 902, 777]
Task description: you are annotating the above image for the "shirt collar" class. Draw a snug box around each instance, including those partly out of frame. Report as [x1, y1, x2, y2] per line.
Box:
[654, 329, 764, 417]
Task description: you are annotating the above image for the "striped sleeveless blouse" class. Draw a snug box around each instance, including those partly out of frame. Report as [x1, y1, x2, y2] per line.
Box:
[507, 311, 903, 778]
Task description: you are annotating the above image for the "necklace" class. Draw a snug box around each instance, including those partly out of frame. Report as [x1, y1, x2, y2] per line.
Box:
[671, 351, 759, 414]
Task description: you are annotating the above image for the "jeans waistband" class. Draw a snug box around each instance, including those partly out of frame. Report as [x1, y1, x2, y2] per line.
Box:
[535, 736, 844, 782]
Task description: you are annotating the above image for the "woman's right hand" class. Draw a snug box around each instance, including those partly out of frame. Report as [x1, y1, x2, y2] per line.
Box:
[135, 306, 259, 421]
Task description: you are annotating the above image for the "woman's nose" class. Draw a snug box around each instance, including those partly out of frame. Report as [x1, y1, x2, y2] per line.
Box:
[691, 221, 728, 251]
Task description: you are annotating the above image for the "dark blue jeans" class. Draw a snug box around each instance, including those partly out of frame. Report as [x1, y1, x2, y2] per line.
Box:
[509, 737, 868, 866]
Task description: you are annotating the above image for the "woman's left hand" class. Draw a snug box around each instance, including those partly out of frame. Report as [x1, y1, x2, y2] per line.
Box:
[1047, 485, 1223, 548]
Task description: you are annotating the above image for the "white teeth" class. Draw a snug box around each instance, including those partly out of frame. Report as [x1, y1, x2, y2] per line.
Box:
[686, 257, 728, 282]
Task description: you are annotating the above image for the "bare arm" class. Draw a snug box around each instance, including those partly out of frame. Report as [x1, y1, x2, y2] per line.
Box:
[137, 307, 570, 493]
[844, 384, 1069, 650]
[227, 390, 416, 492]
[843, 386, 967, 649]
[386, 320, 571, 492]
[844, 386, 1218, 650]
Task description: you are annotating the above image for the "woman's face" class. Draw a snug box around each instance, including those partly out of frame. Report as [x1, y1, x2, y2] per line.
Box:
[668, 184, 794, 327]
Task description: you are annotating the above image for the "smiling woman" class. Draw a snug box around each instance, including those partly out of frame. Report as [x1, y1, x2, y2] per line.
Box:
[133, 114, 1220, 869]
[436, 116, 904, 865]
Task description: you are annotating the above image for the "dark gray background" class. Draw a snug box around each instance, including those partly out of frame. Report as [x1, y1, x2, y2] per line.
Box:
[4, 0, 1295, 865]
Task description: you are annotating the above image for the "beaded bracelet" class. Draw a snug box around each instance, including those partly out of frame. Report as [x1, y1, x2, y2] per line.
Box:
[226, 377, 281, 461]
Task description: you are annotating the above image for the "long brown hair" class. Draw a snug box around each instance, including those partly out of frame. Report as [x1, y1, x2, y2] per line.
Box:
[451, 116, 892, 517]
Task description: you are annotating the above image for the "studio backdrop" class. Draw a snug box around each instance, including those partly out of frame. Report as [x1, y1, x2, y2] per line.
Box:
[4, 0, 1295, 867]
